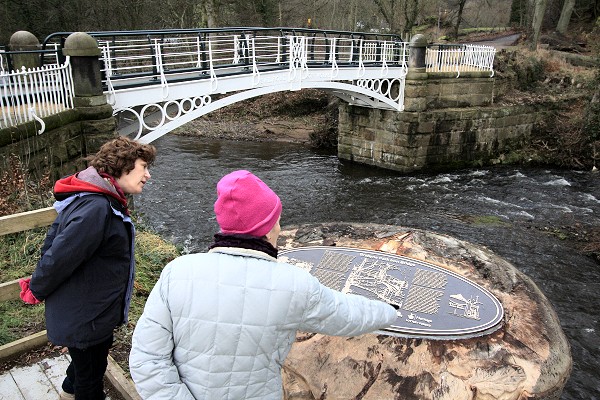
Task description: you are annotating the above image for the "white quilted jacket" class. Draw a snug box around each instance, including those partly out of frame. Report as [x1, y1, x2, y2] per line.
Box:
[129, 247, 397, 399]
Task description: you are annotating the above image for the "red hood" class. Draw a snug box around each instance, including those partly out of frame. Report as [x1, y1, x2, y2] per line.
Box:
[54, 168, 129, 210]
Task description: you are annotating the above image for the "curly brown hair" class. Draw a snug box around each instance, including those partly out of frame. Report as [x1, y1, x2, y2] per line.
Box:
[87, 136, 157, 178]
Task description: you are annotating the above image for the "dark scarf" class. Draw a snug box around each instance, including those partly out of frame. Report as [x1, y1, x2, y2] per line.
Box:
[209, 233, 278, 258]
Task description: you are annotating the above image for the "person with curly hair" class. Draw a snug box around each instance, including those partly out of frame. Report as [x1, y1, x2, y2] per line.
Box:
[19, 136, 157, 400]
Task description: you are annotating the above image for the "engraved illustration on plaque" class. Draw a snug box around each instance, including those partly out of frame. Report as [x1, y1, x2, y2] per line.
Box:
[279, 246, 504, 339]
[449, 294, 482, 320]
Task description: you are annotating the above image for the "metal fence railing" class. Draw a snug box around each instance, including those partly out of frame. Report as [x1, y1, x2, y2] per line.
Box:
[0, 49, 74, 132]
[426, 44, 496, 77]
[43, 28, 410, 94]
[0, 28, 497, 133]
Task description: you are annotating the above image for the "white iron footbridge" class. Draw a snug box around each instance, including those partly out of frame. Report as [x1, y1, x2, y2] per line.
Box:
[3, 28, 496, 143]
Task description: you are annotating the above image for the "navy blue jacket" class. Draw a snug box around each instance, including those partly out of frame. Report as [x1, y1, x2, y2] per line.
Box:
[30, 193, 135, 348]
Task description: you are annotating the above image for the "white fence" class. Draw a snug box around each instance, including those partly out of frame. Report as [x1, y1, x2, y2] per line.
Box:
[0, 56, 74, 133]
[426, 44, 496, 77]
[97, 32, 410, 95]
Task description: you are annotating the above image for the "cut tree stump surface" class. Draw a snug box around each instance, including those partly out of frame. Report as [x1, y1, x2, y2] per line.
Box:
[279, 223, 572, 400]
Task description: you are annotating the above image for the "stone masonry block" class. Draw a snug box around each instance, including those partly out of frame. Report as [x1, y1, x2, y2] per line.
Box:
[403, 97, 427, 112]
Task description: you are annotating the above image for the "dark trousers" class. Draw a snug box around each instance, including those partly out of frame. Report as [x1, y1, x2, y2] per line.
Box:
[62, 335, 113, 400]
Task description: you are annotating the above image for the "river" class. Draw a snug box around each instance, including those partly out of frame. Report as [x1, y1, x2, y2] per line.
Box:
[136, 134, 599, 399]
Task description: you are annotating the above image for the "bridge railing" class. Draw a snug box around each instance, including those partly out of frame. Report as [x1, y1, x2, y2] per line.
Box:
[0, 28, 497, 132]
[0, 47, 74, 131]
[43, 27, 410, 93]
[426, 43, 496, 77]
[0, 45, 64, 72]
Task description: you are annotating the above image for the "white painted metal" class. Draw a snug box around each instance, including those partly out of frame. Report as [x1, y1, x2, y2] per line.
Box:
[137, 78, 406, 144]
[0, 29, 495, 141]
[99, 31, 418, 143]
[426, 44, 495, 77]
[0, 58, 74, 131]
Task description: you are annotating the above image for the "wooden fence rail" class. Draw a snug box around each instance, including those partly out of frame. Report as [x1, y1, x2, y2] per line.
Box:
[0, 207, 57, 236]
[0, 207, 56, 303]
[0, 207, 57, 360]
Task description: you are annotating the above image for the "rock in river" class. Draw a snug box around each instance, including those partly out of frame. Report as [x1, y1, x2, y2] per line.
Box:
[278, 223, 572, 400]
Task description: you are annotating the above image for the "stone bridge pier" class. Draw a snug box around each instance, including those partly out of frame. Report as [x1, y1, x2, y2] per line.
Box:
[338, 35, 542, 173]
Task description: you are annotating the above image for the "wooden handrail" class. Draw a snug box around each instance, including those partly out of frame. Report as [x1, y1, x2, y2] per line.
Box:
[0, 279, 22, 302]
[0, 207, 57, 236]
[0, 207, 56, 301]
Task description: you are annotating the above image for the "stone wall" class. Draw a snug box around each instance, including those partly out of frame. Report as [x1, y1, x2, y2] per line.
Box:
[0, 103, 117, 182]
[338, 70, 549, 173]
[338, 103, 546, 173]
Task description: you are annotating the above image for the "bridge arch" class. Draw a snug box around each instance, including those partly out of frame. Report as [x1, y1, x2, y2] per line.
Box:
[125, 79, 406, 144]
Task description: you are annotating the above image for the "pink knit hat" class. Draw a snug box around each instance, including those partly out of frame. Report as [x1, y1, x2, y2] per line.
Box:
[214, 170, 282, 237]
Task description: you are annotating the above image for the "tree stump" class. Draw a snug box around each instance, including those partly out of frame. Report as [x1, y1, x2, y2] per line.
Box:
[279, 223, 572, 400]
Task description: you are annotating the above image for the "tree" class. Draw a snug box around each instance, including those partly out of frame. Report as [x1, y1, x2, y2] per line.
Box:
[373, 0, 402, 33]
[451, 0, 468, 40]
[509, 0, 531, 28]
[403, 0, 421, 37]
[555, 0, 576, 34]
[529, 0, 548, 50]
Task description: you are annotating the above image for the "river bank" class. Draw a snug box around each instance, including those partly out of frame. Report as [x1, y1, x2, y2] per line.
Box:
[175, 89, 336, 147]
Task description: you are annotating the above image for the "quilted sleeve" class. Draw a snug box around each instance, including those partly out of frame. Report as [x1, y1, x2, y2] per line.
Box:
[299, 273, 397, 336]
[129, 266, 195, 400]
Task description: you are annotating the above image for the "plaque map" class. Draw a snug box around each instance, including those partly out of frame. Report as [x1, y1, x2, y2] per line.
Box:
[279, 247, 504, 339]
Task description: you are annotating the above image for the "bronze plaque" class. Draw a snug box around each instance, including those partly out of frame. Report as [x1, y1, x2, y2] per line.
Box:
[279, 246, 504, 339]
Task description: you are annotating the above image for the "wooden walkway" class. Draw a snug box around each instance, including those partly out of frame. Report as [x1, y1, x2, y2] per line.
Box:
[0, 353, 140, 400]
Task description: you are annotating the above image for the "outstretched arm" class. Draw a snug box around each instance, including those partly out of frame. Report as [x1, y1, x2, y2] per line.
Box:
[300, 274, 398, 337]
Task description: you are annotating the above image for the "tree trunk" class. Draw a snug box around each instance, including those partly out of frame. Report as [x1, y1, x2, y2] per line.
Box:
[403, 0, 420, 37]
[374, 0, 400, 34]
[529, 0, 547, 50]
[202, 0, 218, 28]
[453, 0, 468, 40]
[556, 0, 576, 34]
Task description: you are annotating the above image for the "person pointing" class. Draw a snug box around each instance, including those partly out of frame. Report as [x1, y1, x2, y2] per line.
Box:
[129, 169, 397, 399]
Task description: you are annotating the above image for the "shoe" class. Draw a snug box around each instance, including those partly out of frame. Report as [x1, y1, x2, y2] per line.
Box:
[59, 390, 75, 400]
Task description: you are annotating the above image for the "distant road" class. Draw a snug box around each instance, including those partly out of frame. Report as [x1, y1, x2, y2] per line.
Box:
[469, 33, 521, 49]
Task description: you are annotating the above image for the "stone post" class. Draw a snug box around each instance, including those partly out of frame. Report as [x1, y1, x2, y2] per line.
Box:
[408, 34, 427, 70]
[8, 31, 41, 71]
[403, 34, 429, 113]
[62, 32, 104, 99]
[62, 32, 117, 154]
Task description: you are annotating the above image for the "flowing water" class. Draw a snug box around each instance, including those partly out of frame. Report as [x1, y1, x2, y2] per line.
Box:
[137, 134, 600, 399]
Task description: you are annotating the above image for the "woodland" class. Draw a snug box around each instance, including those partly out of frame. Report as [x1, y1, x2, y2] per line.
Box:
[0, 0, 598, 49]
